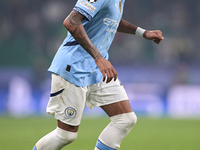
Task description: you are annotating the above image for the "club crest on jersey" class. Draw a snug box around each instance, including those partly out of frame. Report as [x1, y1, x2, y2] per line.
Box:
[87, 0, 98, 3]
[65, 107, 77, 118]
[80, 0, 96, 13]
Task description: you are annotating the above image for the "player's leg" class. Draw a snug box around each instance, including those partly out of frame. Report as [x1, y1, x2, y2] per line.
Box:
[33, 74, 87, 150]
[87, 79, 137, 150]
[33, 122, 78, 150]
[95, 100, 137, 150]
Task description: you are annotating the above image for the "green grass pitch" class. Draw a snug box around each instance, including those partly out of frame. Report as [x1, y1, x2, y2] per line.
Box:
[0, 116, 200, 150]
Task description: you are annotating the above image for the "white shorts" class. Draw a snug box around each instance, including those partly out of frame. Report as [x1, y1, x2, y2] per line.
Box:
[46, 74, 129, 126]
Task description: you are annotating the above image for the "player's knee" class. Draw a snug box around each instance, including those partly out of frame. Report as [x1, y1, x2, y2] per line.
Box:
[122, 112, 137, 131]
[128, 111, 137, 127]
[111, 112, 137, 131]
[56, 127, 77, 144]
[65, 133, 77, 143]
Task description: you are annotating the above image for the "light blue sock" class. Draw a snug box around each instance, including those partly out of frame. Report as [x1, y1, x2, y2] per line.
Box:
[96, 139, 116, 150]
[32, 145, 37, 150]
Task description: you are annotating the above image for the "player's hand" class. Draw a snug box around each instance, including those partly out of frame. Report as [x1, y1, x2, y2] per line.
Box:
[143, 30, 164, 44]
[95, 57, 117, 83]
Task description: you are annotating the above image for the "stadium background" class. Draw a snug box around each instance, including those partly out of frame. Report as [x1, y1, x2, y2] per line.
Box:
[0, 0, 200, 149]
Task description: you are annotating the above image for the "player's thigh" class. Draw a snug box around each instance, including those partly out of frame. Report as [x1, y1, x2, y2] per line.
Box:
[101, 100, 133, 117]
[87, 78, 132, 116]
[57, 120, 79, 132]
[47, 73, 88, 129]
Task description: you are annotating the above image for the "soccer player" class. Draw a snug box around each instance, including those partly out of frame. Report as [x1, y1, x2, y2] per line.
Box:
[33, 0, 164, 150]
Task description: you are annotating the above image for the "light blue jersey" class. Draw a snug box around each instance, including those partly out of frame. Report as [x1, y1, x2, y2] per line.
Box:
[48, 0, 125, 87]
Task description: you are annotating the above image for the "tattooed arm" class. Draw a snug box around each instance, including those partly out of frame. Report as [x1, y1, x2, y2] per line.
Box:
[64, 11, 102, 60]
[117, 19, 164, 44]
[63, 10, 117, 83]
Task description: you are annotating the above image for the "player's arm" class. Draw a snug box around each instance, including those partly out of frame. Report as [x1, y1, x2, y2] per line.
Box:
[117, 19, 164, 44]
[63, 10, 117, 83]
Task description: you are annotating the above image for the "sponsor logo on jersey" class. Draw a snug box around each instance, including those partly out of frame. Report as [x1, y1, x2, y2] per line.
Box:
[103, 18, 119, 27]
[87, 0, 98, 3]
[80, 0, 96, 13]
[65, 107, 77, 118]
[103, 18, 119, 34]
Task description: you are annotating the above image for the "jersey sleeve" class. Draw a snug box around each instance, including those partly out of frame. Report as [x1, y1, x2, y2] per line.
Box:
[73, 0, 108, 20]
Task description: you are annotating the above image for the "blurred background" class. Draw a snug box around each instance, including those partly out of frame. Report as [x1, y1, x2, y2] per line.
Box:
[0, 0, 200, 118]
